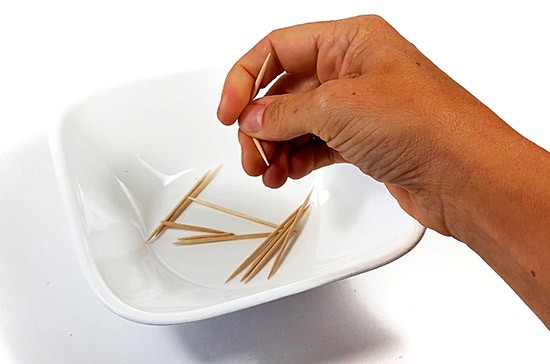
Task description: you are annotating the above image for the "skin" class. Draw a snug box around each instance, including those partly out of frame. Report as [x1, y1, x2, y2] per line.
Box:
[217, 15, 550, 328]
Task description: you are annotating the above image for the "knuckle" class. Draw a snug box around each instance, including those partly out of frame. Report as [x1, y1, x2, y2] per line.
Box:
[311, 84, 345, 141]
[365, 14, 388, 26]
[264, 96, 289, 137]
[312, 85, 334, 116]
[264, 27, 285, 46]
[346, 14, 388, 29]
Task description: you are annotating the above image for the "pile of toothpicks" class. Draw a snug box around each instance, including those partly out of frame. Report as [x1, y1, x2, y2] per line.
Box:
[146, 165, 312, 283]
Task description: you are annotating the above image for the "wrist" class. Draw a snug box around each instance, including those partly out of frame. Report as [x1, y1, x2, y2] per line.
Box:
[445, 129, 550, 248]
[445, 130, 550, 327]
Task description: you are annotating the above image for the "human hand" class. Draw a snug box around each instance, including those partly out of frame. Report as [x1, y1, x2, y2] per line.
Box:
[218, 15, 514, 237]
[218, 15, 550, 327]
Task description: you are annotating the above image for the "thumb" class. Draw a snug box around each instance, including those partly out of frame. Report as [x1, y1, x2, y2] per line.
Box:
[238, 92, 321, 141]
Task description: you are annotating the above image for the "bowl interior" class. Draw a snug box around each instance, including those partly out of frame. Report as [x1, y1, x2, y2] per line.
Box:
[54, 69, 423, 323]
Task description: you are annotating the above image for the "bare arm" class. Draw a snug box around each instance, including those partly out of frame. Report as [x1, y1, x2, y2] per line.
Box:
[217, 15, 550, 328]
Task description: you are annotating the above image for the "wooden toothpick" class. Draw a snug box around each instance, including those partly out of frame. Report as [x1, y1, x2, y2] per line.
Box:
[145, 169, 211, 243]
[225, 205, 301, 283]
[268, 192, 312, 279]
[177, 232, 235, 241]
[240, 190, 313, 283]
[161, 221, 230, 234]
[250, 53, 272, 167]
[145, 165, 221, 243]
[174, 232, 271, 245]
[188, 197, 279, 229]
[148, 162, 312, 283]
[242, 227, 291, 283]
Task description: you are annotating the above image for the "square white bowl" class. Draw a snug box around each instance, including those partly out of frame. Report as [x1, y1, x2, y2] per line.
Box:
[50, 68, 425, 324]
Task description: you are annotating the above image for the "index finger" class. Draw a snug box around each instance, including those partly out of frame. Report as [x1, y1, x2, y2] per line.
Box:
[217, 20, 331, 125]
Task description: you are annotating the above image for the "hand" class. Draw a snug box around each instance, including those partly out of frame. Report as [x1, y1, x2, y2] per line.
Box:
[217, 15, 512, 238]
[218, 15, 550, 328]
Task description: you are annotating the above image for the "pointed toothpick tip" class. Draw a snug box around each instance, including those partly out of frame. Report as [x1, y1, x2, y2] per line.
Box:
[250, 54, 272, 167]
[145, 230, 159, 244]
[252, 138, 270, 167]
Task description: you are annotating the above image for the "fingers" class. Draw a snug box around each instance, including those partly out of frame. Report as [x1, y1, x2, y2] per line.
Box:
[238, 129, 276, 176]
[220, 15, 391, 189]
[238, 90, 322, 142]
[262, 142, 290, 189]
[265, 72, 321, 96]
[217, 21, 330, 126]
[239, 128, 344, 188]
[288, 138, 345, 179]
[239, 128, 290, 188]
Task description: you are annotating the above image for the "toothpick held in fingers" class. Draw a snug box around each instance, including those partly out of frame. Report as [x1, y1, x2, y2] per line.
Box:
[250, 53, 272, 167]
[252, 53, 272, 100]
[253, 138, 270, 167]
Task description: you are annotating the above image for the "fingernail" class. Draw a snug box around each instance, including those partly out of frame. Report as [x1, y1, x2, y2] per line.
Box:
[240, 104, 265, 132]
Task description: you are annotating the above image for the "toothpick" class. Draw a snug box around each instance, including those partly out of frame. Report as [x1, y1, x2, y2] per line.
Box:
[268, 197, 312, 279]
[253, 139, 270, 167]
[224, 233, 277, 283]
[225, 205, 301, 283]
[161, 221, 230, 234]
[252, 53, 272, 98]
[171, 164, 222, 220]
[188, 197, 279, 229]
[250, 53, 272, 167]
[173, 232, 271, 245]
[145, 169, 211, 242]
[241, 190, 313, 283]
[177, 232, 235, 241]
[242, 226, 291, 283]
[145, 165, 221, 243]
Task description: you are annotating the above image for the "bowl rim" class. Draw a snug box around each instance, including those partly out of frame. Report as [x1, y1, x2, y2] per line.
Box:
[48, 73, 426, 325]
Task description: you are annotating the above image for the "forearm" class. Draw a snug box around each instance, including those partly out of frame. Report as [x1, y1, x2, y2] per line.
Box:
[444, 120, 550, 328]
[219, 14, 550, 327]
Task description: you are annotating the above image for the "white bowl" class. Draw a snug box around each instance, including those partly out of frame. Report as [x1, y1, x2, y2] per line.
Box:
[50, 68, 425, 324]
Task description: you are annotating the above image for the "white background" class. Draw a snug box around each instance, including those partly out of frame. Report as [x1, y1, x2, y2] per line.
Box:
[0, 0, 549, 363]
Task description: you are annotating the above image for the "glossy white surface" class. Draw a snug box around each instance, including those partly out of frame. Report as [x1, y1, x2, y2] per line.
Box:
[1, 0, 549, 362]
[51, 69, 423, 323]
